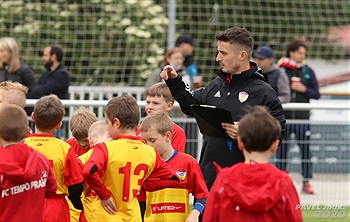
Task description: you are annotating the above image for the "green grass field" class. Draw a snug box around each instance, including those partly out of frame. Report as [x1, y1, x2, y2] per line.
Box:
[303, 206, 350, 222]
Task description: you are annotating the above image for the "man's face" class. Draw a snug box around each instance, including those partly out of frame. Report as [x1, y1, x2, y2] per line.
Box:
[141, 127, 169, 156]
[179, 43, 194, 56]
[255, 58, 273, 72]
[289, 46, 306, 64]
[42, 47, 53, 69]
[145, 96, 172, 115]
[216, 41, 241, 74]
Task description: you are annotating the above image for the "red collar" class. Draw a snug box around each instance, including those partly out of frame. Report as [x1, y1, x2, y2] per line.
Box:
[27, 133, 55, 138]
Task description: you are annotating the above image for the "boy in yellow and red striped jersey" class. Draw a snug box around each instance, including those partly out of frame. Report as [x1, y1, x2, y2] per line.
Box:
[25, 95, 84, 222]
[140, 111, 208, 221]
[83, 95, 181, 221]
[78, 120, 112, 222]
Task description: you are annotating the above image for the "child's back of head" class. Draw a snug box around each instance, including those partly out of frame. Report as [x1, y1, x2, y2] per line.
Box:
[105, 95, 140, 131]
[0, 104, 28, 142]
[238, 106, 281, 152]
[0, 81, 28, 108]
[33, 94, 65, 132]
[88, 121, 111, 146]
[70, 107, 97, 147]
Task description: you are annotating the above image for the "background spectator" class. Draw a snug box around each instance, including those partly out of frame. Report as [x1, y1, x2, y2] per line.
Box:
[277, 40, 320, 194]
[145, 47, 191, 90]
[253, 46, 291, 103]
[0, 37, 36, 91]
[29, 45, 70, 99]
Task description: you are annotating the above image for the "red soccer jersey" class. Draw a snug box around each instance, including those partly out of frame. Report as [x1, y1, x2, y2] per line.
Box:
[0, 144, 57, 222]
[25, 134, 84, 222]
[66, 137, 91, 157]
[203, 163, 302, 222]
[144, 151, 208, 221]
[83, 135, 180, 222]
[136, 123, 186, 152]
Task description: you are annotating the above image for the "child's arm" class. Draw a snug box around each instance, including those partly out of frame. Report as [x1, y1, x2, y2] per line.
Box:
[284, 178, 303, 222]
[187, 157, 209, 220]
[82, 143, 110, 200]
[64, 147, 84, 209]
[45, 159, 57, 198]
[142, 151, 180, 191]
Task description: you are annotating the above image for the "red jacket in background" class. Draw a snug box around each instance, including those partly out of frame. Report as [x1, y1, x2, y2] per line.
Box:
[203, 163, 302, 222]
[0, 144, 57, 222]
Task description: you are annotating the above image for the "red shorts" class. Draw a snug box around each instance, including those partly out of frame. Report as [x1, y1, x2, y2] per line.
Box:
[44, 195, 70, 222]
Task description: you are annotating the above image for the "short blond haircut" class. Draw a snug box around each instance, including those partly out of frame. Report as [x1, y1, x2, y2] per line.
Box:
[88, 121, 110, 146]
[70, 107, 97, 141]
[0, 81, 28, 108]
[140, 111, 173, 135]
[145, 82, 175, 103]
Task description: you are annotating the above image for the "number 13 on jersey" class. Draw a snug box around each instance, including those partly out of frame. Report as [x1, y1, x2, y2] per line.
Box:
[119, 162, 148, 202]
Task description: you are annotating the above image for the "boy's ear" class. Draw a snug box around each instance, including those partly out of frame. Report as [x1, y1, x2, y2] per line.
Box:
[26, 126, 31, 136]
[270, 139, 280, 153]
[113, 117, 121, 128]
[166, 102, 174, 112]
[31, 112, 35, 122]
[164, 130, 172, 142]
[54, 121, 63, 131]
[237, 136, 245, 151]
[87, 137, 94, 147]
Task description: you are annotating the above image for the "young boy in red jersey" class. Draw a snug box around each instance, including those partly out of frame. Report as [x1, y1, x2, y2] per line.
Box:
[138, 82, 186, 152]
[137, 82, 187, 215]
[0, 104, 57, 222]
[78, 121, 112, 222]
[25, 95, 84, 222]
[140, 111, 208, 222]
[203, 106, 302, 222]
[66, 107, 97, 222]
[83, 95, 180, 221]
[66, 107, 97, 157]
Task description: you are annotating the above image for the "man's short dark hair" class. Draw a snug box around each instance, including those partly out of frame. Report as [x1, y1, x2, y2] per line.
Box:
[285, 40, 307, 58]
[215, 27, 254, 58]
[50, 45, 64, 62]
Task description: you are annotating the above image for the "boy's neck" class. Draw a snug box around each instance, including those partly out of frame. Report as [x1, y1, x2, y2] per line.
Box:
[1, 140, 21, 148]
[34, 128, 56, 135]
[243, 149, 271, 164]
[161, 147, 175, 162]
[116, 128, 137, 138]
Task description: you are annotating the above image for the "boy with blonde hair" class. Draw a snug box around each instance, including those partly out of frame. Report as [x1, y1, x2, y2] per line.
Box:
[203, 106, 302, 222]
[140, 82, 186, 152]
[0, 81, 28, 108]
[25, 95, 84, 222]
[67, 107, 97, 156]
[83, 95, 180, 221]
[140, 111, 208, 222]
[78, 121, 112, 222]
[0, 104, 57, 222]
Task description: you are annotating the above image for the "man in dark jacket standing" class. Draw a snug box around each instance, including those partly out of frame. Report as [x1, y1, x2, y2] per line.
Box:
[29, 45, 70, 99]
[254, 46, 291, 103]
[278, 40, 320, 194]
[161, 27, 286, 190]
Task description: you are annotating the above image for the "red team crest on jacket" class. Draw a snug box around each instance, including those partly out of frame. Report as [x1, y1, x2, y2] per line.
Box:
[176, 168, 187, 181]
[238, 91, 249, 103]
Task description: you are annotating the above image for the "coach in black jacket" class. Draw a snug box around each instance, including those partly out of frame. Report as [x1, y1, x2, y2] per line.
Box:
[161, 27, 286, 190]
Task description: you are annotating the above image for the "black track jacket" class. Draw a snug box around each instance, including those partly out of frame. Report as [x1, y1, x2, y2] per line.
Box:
[165, 62, 286, 189]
